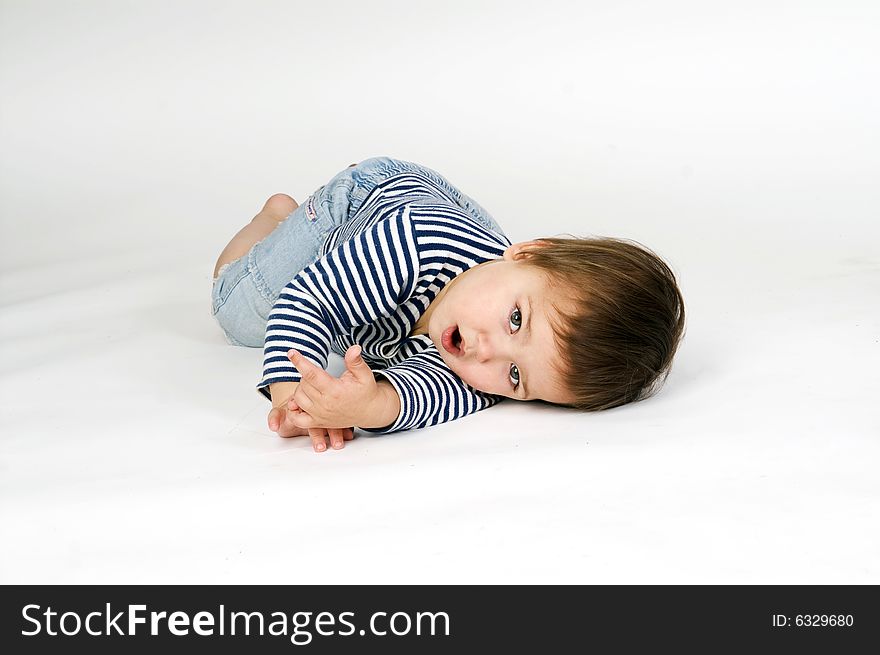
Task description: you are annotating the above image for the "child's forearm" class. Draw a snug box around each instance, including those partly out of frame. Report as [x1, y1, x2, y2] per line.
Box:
[360, 380, 401, 430]
[269, 381, 300, 408]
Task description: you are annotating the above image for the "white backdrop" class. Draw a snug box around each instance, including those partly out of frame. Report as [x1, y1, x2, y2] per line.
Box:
[1, 0, 878, 583]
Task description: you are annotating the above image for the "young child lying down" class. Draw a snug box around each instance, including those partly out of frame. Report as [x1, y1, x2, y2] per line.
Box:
[211, 156, 686, 452]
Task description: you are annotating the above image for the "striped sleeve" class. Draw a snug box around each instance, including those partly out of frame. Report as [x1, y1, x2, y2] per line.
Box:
[256, 208, 419, 396]
[359, 351, 505, 434]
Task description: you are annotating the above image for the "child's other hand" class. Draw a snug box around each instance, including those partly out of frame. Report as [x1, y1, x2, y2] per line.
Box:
[306, 426, 355, 452]
[267, 403, 354, 452]
[267, 403, 308, 437]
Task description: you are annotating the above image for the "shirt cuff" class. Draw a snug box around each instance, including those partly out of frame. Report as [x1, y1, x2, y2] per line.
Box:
[256, 373, 304, 404]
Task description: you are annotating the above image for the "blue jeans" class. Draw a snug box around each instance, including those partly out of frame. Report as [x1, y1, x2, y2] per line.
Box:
[210, 156, 505, 347]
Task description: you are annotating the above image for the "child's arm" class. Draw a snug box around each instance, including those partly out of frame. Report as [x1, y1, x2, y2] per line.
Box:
[269, 381, 300, 407]
[256, 194, 498, 436]
[255, 210, 418, 397]
[359, 351, 506, 434]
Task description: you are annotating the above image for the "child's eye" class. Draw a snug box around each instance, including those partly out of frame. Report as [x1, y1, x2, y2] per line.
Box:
[509, 305, 522, 391]
[509, 306, 522, 332]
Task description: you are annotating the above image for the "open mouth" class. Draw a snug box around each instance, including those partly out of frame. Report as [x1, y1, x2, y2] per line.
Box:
[442, 325, 463, 355]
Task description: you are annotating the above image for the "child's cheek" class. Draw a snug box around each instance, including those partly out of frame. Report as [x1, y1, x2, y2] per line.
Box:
[458, 362, 490, 393]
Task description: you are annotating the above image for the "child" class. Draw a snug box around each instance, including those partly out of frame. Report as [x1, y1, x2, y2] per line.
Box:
[211, 157, 686, 453]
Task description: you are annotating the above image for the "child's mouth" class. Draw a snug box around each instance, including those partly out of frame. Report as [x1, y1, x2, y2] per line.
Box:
[441, 325, 462, 355]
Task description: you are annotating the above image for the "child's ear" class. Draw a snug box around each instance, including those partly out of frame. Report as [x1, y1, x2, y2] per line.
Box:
[504, 239, 550, 261]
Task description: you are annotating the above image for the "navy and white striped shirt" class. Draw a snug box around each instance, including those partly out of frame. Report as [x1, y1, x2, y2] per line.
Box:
[257, 172, 513, 434]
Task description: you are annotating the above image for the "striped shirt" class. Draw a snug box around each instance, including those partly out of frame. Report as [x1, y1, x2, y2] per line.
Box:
[257, 172, 513, 434]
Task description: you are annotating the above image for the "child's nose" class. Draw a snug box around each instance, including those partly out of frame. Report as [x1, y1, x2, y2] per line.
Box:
[473, 331, 497, 363]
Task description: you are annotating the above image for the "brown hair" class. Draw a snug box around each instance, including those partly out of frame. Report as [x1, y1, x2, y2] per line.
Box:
[515, 236, 686, 411]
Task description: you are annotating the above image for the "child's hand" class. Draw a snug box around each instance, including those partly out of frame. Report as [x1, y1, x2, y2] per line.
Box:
[286, 346, 382, 430]
[267, 402, 354, 451]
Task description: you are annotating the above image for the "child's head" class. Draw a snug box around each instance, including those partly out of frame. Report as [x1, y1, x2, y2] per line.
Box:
[425, 235, 686, 410]
[510, 235, 686, 410]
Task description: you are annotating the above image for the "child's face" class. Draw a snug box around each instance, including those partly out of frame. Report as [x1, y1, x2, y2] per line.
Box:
[422, 240, 575, 404]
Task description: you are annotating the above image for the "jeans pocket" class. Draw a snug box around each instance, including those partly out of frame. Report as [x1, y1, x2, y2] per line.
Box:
[211, 261, 248, 315]
[211, 278, 225, 316]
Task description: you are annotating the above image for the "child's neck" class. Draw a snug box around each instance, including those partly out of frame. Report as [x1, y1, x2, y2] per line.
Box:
[410, 298, 437, 335]
[410, 275, 454, 336]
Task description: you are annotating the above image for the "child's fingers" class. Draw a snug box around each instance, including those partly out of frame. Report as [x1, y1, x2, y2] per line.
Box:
[290, 385, 317, 412]
[328, 428, 346, 450]
[267, 406, 308, 438]
[281, 411, 309, 437]
[343, 427, 355, 441]
[288, 350, 333, 394]
[268, 406, 283, 432]
[309, 428, 328, 452]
